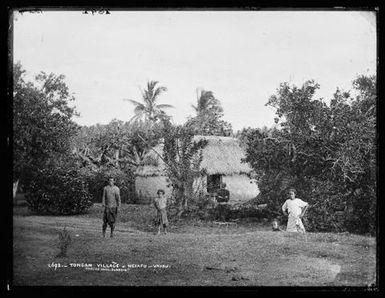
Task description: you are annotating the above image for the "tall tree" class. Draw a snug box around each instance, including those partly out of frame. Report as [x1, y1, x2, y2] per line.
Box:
[124, 80, 173, 124]
[13, 62, 80, 194]
[244, 76, 376, 234]
[186, 89, 233, 136]
[160, 119, 208, 216]
[191, 89, 223, 116]
[236, 125, 274, 148]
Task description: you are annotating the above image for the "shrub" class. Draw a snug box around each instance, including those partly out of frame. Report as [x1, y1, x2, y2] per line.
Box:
[81, 167, 137, 204]
[227, 202, 281, 223]
[26, 163, 93, 215]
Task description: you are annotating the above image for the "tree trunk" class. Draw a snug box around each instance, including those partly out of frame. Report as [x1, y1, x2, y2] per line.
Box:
[175, 187, 185, 217]
[183, 181, 193, 209]
[115, 149, 120, 168]
[13, 179, 19, 204]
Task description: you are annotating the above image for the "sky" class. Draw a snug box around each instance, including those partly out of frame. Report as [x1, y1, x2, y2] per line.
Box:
[13, 10, 377, 132]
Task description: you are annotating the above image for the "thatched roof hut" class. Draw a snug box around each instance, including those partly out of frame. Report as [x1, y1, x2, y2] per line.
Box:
[135, 136, 259, 204]
[197, 136, 252, 175]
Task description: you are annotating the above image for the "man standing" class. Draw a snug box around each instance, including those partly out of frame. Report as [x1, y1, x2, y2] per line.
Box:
[102, 177, 121, 238]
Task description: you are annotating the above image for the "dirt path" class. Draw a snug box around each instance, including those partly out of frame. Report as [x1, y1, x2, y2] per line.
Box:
[13, 214, 376, 287]
[14, 215, 147, 235]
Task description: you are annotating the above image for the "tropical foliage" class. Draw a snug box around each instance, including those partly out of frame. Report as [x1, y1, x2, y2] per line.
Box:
[14, 62, 94, 215]
[80, 166, 136, 204]
[13, 62, 80, 189]
[73, 119, 162, 170]
[26, 157, 93, 215]
[160, 118, 208, 216]
[243, 75, 376, 234]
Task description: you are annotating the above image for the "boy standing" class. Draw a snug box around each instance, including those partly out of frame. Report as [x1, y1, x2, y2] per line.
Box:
[282, 188, 309, 233]
[153, 189, 169, 235]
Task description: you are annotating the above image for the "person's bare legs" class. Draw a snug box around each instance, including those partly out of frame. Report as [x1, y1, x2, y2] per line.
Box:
[110, 224, 115, 238]
[157, 225, 161, 235]
[102, 222, 107, 237]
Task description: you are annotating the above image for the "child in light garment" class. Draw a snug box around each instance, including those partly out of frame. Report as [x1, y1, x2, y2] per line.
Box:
[153, 189, 169, 235]
[282, 188, 309, 233]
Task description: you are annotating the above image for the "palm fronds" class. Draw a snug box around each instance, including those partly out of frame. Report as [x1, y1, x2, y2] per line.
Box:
[156, 104, 174, 109]
[124, 80, 173, 122]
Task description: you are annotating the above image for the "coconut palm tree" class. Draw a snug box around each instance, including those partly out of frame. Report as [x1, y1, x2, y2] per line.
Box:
[124, 80, 174, 123]
[191, 89, 223, 116]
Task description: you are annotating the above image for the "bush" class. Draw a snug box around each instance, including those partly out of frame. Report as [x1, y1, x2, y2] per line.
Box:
[254, 177, 376, 235]
[26, 164, 93, 215]
[227, 203, 282, 223]
[81, 167, 137, 204]
[178, 194, 280, 223]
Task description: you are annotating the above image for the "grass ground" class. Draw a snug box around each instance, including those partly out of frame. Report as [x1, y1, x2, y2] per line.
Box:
[13, 203, 377, 287]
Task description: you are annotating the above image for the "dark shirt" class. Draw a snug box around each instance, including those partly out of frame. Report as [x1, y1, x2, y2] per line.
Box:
[216, 188, 230, 203]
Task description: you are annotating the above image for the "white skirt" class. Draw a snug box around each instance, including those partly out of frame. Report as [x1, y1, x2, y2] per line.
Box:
[286, 214, 306, 233]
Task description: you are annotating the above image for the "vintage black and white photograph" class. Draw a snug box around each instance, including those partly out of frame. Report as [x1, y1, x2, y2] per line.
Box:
[11, 8, 377, 288]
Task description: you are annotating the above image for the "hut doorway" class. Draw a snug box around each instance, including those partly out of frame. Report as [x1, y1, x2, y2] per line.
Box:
[207, 174, 222, 193]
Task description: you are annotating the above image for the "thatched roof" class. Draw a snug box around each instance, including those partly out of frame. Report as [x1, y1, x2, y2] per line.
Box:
[135, 135, 253, 177]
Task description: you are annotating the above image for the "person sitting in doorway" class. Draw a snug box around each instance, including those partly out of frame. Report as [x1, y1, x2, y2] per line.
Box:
[216, 183, 230, 221]
[216, 183, 230, 203]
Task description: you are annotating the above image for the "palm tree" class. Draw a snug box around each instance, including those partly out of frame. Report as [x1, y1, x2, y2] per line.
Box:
[191, 89, 223, 116]
[124, 80, 174, 123]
